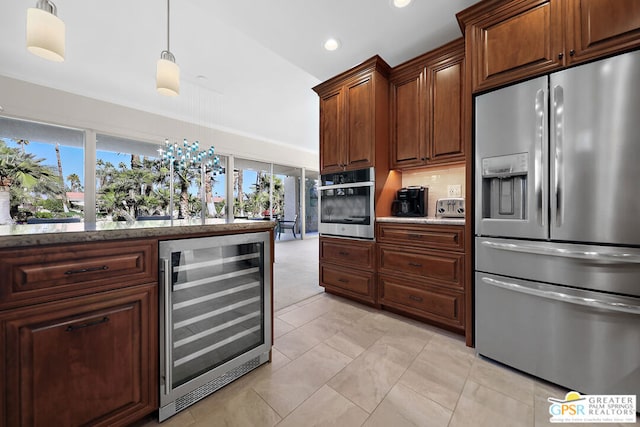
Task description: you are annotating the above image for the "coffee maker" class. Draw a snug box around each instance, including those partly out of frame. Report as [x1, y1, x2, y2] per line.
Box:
[391, 186, 428, 217]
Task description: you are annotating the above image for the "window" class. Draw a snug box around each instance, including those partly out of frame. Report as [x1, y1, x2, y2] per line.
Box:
[96, 134, 225, 221]
[0, 116, 84, 224]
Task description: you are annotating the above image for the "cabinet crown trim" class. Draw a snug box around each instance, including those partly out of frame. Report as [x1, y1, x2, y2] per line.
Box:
[313, 55, 391, 95]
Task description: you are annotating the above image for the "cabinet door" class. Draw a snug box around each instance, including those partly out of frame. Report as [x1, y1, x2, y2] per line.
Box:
[390, 70, 426, 168]
[566, 0, 640, 63]
[345, 75, 374, 170]
[319, 88, 344, 173]
[0, 285, 156, 427]
[428, 52, 465, 163]
[469, 0, 563, 92]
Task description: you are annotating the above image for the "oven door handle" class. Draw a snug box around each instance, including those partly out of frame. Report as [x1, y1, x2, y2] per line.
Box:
[319, 181, 374, 190]
[481, 276, 640, 314]
[480, 240, 640, 264]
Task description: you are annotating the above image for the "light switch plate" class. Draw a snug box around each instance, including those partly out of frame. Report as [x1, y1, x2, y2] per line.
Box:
[447, 185, 462, 197]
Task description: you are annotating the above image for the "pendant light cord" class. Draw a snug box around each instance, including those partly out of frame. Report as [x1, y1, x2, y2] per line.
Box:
[167, 0, 171, 52]
[166, 0, 171, 52]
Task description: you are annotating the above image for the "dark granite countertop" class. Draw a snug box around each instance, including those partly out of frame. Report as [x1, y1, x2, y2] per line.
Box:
[0, 219, 277, 249]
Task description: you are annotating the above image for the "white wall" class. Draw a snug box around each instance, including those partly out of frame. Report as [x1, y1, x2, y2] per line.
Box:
[0, 75, 318, 171]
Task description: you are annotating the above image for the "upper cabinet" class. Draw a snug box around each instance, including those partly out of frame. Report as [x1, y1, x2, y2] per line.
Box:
[314, 56, 391, 174]
[457, 0, 640, 92]
[390, 39, 466, 169]
[566, 0, 640, 63]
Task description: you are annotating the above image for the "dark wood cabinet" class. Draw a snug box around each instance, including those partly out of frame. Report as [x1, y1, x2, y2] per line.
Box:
[459, 0, 563, 92]
[376, 222, 466, 334]
[429, 49, 465, 163]
[390, 39, 466, 169]
[458, 0, 640, 92]
[566, 0, 640, 64]
[314, 56, 390, 174]
[319, 236, 377, 305]
[0, 284, 157, 427]
[319, 88, 344, 172]
[0, 240, 156, 311]
[0, 240, 158, 427]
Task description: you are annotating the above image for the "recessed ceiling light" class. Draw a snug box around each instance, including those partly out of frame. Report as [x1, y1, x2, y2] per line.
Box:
[392, 0, 412, 8]
[323, 38, 341, 51]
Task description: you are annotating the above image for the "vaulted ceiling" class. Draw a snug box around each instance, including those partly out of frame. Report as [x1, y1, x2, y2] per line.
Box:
[0, 0, 476, 153]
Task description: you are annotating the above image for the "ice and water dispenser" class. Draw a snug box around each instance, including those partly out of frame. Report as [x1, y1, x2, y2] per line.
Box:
[479, 153, 529, 220]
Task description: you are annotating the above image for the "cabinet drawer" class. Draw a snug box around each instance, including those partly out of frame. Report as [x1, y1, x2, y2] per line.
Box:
[320, 238, 375, 268]
[379, 274, 463, 330]
[376, 223, 464, 251]
[0, 240, 157, 309]
[320, 263, 376, 303]
[378, 245, 464, 290]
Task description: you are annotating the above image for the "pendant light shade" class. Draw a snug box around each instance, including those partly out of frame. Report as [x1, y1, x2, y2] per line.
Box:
[26, 0, 65, 62]
[157, 0, 179, 96]
[157, 51, 180, 96]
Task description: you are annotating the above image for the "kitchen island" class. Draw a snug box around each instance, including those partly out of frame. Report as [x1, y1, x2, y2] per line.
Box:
[0, 219, 276, 427]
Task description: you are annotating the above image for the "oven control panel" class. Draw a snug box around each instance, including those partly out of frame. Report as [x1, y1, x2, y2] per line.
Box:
[436, 198, 465, 218]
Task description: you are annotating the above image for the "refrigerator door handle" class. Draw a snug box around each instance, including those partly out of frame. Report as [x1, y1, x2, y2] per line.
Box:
[480, 240, 640, 264]
[553, 84, 564, 227]
[160, 257, 173, 396]
[481, 276, 640, 314]
[535, 88, 546, 227]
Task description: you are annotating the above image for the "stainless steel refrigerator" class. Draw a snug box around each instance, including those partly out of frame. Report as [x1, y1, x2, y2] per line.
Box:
[474, 50, 640, 397]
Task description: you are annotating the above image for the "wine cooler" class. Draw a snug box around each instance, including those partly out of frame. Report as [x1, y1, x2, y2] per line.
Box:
[158, 231, 271, 421]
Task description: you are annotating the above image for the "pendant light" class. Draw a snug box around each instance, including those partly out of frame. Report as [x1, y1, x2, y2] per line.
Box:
[156, 0, 180, 96]
[26, 0, 65, 62]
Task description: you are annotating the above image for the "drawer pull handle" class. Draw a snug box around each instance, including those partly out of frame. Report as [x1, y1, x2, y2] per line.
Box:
[409, 295, 423, 302]
[338, 251, 350, 256]
[407, 234, 422, 239]
[65, 265, 109, 275]
[65, 316, 109, 332]
[408, 262, 423, 268]
[338, 278, 349, 283]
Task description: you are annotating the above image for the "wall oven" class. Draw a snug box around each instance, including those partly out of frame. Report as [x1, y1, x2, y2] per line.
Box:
[319, 168, 375, 240]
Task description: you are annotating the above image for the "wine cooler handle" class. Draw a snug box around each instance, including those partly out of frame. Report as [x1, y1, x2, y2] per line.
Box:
[161, 257, 173, 395]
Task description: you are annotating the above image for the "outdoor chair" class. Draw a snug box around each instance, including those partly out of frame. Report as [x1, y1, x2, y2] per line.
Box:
[278, 214, 298, 239]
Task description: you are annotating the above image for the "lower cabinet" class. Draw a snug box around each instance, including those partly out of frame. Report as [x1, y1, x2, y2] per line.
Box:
[0, 284, 157, 427]
[378, 273, 464, 331]
[319, 237, 377, 305]
[376, 222, 466, 333]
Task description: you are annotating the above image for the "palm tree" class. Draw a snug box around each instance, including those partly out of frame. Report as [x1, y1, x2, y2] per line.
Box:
[67, 173, 82, 192]
[54, 142, 69, 213]
[0, 142, 59, 223]
[14, 139, 30, 154]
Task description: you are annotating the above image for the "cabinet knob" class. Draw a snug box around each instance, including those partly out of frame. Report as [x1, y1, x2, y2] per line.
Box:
[569, 49, 575, 57]
[558, 53, 564, 60]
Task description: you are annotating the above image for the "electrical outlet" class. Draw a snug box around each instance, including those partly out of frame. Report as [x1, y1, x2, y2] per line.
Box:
[447, 185, 462, 197]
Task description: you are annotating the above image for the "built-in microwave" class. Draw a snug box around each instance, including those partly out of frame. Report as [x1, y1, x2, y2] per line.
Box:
[319, 168, 375, 240]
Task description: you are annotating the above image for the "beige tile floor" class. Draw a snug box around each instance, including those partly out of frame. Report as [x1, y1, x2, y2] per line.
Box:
[138, 292, 639, 427]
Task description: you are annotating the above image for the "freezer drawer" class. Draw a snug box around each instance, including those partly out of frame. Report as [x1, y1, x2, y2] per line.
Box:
[476, 237, 640, 297]
[476, 272, 640, 396]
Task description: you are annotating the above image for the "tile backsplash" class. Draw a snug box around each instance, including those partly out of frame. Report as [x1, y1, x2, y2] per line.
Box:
[401, 165, 465, 217]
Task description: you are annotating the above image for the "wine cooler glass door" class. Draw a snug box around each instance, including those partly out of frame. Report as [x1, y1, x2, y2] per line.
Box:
[159, 231, 271, 410]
